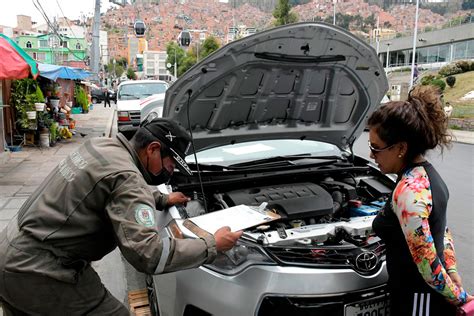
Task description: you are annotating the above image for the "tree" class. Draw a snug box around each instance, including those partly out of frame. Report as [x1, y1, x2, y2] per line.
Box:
[116, 57, 128, 69]
[364, 14, 376, 29]
[165, 42, 186, 78]
[115, 65, 124, 78]
[126, 67, 137, 80]
[273, 0, 298, 26]
[200, 36, 220, 59]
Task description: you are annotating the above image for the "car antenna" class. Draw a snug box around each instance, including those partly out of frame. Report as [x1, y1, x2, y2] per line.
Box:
[185, 89, 208, 212]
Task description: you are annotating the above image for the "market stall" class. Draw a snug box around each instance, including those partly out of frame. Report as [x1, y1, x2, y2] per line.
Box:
[0, 33, 39, 154]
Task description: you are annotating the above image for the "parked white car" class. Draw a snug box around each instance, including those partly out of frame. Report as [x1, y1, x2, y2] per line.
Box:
[116, 80, 168, 134]
[139, 93, 165, 124]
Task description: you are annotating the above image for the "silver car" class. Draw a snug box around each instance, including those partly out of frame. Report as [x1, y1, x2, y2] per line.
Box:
[149, 22, 391, 316]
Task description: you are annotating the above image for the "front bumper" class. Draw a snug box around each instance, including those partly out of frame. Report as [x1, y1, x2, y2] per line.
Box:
[153, 262, 388, 316]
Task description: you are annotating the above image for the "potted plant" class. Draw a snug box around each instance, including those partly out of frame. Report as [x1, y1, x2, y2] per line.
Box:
[75, 86, 89, 113]
[10, 79, 44, 129]
[49, 122, 59, 146]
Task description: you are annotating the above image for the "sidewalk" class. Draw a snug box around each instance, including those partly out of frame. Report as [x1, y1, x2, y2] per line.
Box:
[450, 129, 474, 145]
[0, 103, 115, 232]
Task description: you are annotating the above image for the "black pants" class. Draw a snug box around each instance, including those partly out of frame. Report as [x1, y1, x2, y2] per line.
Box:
[0, 231, 128, 316]
[390, 290, 457, 316]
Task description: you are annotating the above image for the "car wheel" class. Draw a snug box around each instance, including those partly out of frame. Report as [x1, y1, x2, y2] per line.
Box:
[146, 275, 159, 316]
[92, 97, 98, 104]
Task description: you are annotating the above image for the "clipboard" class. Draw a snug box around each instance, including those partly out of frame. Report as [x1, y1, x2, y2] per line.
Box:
[188, 204, 281, 234]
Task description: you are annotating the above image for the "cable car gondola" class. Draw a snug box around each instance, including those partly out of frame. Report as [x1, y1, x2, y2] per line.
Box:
[134, 20, 146, 38]
[177, 30, 191, 47]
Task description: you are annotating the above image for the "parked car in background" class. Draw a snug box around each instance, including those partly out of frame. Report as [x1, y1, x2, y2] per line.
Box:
[147, 22, 391, 316]
[91, 88, 105, 104]
[90, 88, 117, 104]
[116, 79, 169, 135]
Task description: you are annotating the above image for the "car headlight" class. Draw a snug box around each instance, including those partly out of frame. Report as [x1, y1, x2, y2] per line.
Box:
[204, 239, 276, 275]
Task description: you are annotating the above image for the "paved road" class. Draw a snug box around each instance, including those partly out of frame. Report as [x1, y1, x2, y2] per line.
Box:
[354, 132, 474, 293]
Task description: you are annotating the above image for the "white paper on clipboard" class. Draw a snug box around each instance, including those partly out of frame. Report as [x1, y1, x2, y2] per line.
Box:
[189, 204, 281, 234]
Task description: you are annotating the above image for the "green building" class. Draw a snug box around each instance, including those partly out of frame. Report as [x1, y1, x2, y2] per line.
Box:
[15, 34, 87, 66]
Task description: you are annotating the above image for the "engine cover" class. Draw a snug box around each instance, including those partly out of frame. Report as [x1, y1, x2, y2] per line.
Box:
[223, 183, 333, 220]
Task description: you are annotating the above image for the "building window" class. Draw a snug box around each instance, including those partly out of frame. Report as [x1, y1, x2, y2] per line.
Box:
[36, 52, 46, 61]
[39, 39, 48, 48]
[76, 43, 81, 50]
[60, 40, 68, 48]
[438, 44, 449, 62]
[26, 41, 32, 48]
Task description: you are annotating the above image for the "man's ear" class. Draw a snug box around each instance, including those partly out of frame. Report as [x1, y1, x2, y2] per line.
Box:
[146, 141, 162, 155]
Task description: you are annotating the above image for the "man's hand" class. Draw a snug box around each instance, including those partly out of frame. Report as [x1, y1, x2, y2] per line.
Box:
[167, 192, 191, 206]
[214, 226, 243, 252]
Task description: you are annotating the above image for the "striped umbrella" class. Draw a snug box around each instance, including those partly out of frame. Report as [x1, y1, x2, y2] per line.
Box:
[0, 33, 39, 79]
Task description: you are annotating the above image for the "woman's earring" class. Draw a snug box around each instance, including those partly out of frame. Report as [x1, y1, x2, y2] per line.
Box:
[398, 153, 403, 158]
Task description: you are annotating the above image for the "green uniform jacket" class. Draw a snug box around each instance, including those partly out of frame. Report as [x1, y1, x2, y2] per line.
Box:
[1, 134, 216, 284]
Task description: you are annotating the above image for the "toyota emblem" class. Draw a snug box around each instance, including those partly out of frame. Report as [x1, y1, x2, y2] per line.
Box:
[355, 251, 378, 273]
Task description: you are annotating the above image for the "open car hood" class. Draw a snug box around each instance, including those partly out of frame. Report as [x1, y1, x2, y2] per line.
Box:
[163, 22, 388, 151]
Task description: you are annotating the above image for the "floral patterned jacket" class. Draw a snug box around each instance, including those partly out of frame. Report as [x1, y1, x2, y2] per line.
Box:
[393, 165, 468, 305]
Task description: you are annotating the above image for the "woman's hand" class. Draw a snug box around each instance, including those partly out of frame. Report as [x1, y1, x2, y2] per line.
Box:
[466, 295, 474, 303]
[449, 271, 463, 289]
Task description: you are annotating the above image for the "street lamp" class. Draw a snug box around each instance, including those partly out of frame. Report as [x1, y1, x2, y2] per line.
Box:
[385, 42, 391, 68]
[174, 48, 177, 79]
[333, 0, 336, 26]
[409, 0, 420, 89]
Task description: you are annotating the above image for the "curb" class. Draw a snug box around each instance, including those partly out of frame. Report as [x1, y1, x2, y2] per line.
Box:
[450, 129, 474, 145]
[104, 109, 116, 138]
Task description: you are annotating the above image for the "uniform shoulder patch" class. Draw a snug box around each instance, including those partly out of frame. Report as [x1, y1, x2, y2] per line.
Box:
[134, 204, 156, 227]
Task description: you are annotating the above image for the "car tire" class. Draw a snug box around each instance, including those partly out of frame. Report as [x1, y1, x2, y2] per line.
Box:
[92, 97, 99, 104]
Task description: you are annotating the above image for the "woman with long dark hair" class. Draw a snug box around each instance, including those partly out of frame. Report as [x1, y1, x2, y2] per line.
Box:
[368, 85, 473, 315]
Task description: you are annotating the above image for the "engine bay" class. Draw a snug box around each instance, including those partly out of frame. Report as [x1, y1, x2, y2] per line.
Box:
[177, 170, 393, 248]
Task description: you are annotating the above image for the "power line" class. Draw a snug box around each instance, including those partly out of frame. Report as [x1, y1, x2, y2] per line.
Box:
[31, 0, 88, 62]
[55, 0, 79, 39]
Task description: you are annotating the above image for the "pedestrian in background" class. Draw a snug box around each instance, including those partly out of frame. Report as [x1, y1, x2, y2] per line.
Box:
[367, 85, 473, 315]
[0, 118, 242, 315]
[413, 63, 420, 82]
[104, 88, 111, 107]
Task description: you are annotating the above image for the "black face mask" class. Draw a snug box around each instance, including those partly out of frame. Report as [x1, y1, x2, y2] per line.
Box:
[145, 154, 173, 185]
[148, 168, 172, 185]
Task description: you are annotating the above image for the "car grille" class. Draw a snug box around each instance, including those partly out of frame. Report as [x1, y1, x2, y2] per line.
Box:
[129, 111, 141, 122]
[258, 285, 389, 316]
[265, 240, 386, 275]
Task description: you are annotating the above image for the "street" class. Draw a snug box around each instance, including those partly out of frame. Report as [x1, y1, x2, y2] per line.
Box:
[0, 111, 472, 316]
[354, 131, 474, 293]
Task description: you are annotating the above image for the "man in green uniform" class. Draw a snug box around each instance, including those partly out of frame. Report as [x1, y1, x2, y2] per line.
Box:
[0, 118, 242, 315]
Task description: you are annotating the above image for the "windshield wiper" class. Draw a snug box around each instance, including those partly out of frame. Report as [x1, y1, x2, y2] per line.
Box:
[120, 93, 139, 99]
[227, 154, 344, 169]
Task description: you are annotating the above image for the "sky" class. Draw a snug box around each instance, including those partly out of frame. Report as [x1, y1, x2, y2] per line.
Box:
[0, 0, 116, 28]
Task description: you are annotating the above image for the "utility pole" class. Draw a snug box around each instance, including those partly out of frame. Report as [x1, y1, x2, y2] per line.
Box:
[91, 0, 101, 75]
[409, 0, 420, 89]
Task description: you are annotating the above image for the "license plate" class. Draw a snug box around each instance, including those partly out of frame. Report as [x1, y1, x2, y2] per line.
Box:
[344, 295, 390, 316]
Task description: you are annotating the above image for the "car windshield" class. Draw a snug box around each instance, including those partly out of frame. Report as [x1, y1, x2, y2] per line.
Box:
[118, 82, 168, 100]
[185, 139, 341, 166]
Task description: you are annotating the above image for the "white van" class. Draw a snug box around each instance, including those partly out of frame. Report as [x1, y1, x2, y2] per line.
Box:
[116, 80, 169, 133]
